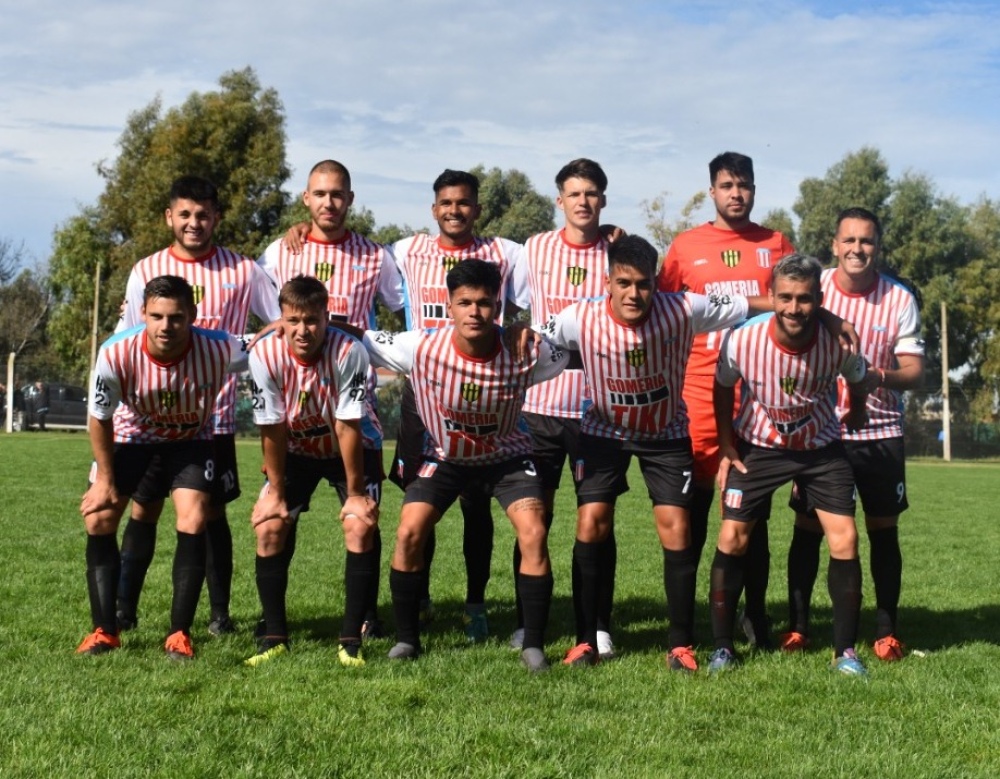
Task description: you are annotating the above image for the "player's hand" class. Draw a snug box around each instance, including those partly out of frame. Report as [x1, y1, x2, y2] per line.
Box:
[80, 480, 119, 516]
[599, 224, 627, 243]
[251, 486, 291, 527]
[247, 319, 286, 350]
[841, 405, 869, 433]
[502, 322, 540, 362]
[716, 444, 746, 493]
[341, 495, 379, 527]
[835, 318, 860, 353]
[282, 222, 311, 254]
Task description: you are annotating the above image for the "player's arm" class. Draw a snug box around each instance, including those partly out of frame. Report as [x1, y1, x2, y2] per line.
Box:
[713, 332, 747, 492]
[283, 222, 311, 254]
[839, 351, 870, 432]
[360, 329, 417, 374]
[526, 336, 571, 386]
[817, 308, 861, 353]
[80, 415, 118, 516]
[252, 422, 292, 527]
[335, 419, 377, 526]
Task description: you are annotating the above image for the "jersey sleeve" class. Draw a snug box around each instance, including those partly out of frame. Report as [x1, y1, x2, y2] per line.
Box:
[256, 240, 282, 291]
[714, 330, 741, 388]
[361, 329, 419, 373]
[226, 334, 251, 373]
[333, 339, 370, 420]
[248, 340, 286, 425]
[249, 261, 282, 324]
[376, 244, 405, 315]
[527, 336, 570, 386]
[89, 347, 123, 420]
[894, 293, 925, 357]
[685, 291, 750, 333]
[541, 304, 582, 350]
[115, 269, 146, 334]
[503, 240, 531, 309]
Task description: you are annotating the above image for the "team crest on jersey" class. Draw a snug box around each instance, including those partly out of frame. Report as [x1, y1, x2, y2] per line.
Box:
[191, 285, 205, 305]
[626, 347, 646, 368]
[757, 248, 772, 268]
[314, 262, 334, 282]
[724, 489, 743, 509]
[298, 390, 310, 408]
[721, 250, 741, 268]
[566, 266, 588, 286]
[159, 390, 178, 408]
[460, 382, 481, 403]
[780, 376, 797, 395]
[441, 256, 461, 272]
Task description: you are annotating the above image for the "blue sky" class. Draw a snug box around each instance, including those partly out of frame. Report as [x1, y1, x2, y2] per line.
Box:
[2, 0, 998, 265]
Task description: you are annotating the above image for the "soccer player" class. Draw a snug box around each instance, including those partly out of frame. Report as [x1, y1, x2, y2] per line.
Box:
[348, 259, 567, 671]
[244, 276, 379, 667]
[655, 152, 795, 647]
[781, 208, 925, 661]
[709, 254, 870, 676]
[260, 159, 403, 638]
[509, 158, 618, 657]
[115, 175, 280, 636]
[543, 235, 770, 670]
[76, 275, 248, 659]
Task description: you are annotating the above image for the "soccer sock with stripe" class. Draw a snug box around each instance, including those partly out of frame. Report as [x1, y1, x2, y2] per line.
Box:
[786, 525, 823, 634]
[342, 548, 378, 640]
[86, 533, 121, 634]
[867, 526, 902, 638]
[390, 568, 423, 648]
[597, 527, 617, 635]
[517, 571, 553, 651]
[572, 539, 602, 650]
[828, 556, 863, 656]
[709, 548, 745, 652]
[461, 492, 494, 605]
[117, 517, 156, 619]
[204, 513, 233, 619]
[170, 530, 207, 635]
[663, 546, 698, 649]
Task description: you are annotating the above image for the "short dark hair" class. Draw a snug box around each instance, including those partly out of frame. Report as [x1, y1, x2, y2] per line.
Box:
[143, 275, 196, 308]
[836, 206, 882, 243]
[446, 258, 501, 298]
[279, 275, 329, 312]
[607, 235, 658, 279]
[709, 151, 755, 186]
[308, 160, 352, 190]
[555, 158, 608, 193]
[169, 176, 219, 209]
[772, 253, 822, 295]
[433, 169, 480, 199]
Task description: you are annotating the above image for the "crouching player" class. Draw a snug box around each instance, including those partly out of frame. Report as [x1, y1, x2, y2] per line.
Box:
[76, 275, 248, 660]
[245, 276, 379, 667]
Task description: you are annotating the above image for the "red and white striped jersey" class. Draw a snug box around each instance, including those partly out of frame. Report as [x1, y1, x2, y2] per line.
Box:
[717, 314, 864, 450]
[515, 229, 607, 418]
[361, 327, 568, 464]
[547, 292, 749, 441]
[819, 269, 924, 440]
[90, 326, 248, 444]
[391, 234, 528, 330]
[249, 329, 369, 459]
[657, 222, 794, 378]
[117, 245, 281, 435]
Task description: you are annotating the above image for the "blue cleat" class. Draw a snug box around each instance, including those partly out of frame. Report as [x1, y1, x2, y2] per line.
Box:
[707, 647, 738, 674]
[832, 648, 868, 677]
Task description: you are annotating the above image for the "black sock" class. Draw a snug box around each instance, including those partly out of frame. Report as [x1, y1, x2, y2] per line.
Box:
[709, 548, 745, 652]
[787, 525, 823, 634]
[663, 546, 698, 649]
[117, 518, 156, 619]
[342, 549, 378, 640]
[513, 510, 553, 631]
[689, 486, 714, 570]
[828, 557, 863, 656]
[390, 568, 423, 648]
[420, 530, 436, 602]
[517, 572, 553, 651]
[255, 552, 290, 639]
[86, 534, 121, 634]
[170, 531, 206, 635]
[572, 540, 602, 649]
[868, 526, 901, 638]
[461, 492, 493, 605]
[364, 526, 382, 623]
[597, 527, 617, 634]
[742, 520, 771, 628]
[204, 514, 233, 619]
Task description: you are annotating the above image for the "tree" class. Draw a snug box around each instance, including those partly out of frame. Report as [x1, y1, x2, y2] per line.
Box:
[46, 67, 292, 379]
[640, 191, 707, 254]
[760, 209, 797, 247]
[470, 165, 555, 244]
[0, 269, 51, 358]
[0, 237, 27, 285]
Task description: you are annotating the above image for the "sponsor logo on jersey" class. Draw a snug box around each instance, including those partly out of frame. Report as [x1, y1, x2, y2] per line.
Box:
[780, 376, 797, 395]
[724, 489, 743, 509]
[721, 250, 741, 268]
[298, 390, 310, 408]
[757, 248, 771, 268]
[159, 390, 178, 408]
[191, 285, 205, 305]
[441, 255, 461, 272]
[460, 382, 481, 403]
[626, 347, 647, 368]
[314, 262, 334, 282]
[566, 266, 588, 286]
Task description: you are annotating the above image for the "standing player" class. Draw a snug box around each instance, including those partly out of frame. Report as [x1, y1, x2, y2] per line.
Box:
[781, 208, 925, 661]
[510, 158, 618, 657]
[544, 235, 769, 670]
[351, 259, 568, 671]
[115, 176, 280, 636]
[709, 254, 870, 675]
[76, 276, 248, 659]
[244, 276, 379, 667]
[260, 159, 404, 638]
[655, 152, 795, 647]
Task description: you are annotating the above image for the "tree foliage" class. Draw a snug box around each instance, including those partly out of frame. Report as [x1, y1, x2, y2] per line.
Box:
[641, 191, 707, 254]
[471, 165, 555, 244]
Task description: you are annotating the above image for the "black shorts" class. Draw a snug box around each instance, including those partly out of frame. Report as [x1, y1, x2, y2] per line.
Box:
[93, 440, 218, 499]
[132, 434, 240, 506]
[723, 440, 856, 522]
[790, 437, 908, 518]
[575, 433, 692, 509]
[388, 378, 425, 490]
[522, 412, 582, 491]
[267, 448, 385, 518]
[403, 456, 543, 515]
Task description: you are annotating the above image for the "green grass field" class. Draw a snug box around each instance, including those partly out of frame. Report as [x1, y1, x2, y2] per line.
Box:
[1, 433, 999, 778]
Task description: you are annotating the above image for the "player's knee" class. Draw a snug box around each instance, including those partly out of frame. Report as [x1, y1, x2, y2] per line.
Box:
[717, 520, 752, 556]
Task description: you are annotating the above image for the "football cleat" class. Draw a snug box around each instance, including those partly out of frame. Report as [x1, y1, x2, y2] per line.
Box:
[244, 639, 289, 668]
[164, 630, 195, 661]
[360, 619, 385, 640]
[596, 630, 616, 661]
[116, 610, 138, 633]
[520, 647, 550, 673]
[387, 642, 420, 660]
[779, 631, 810, 653]
[873, 635, 904, 662]
[76, 627, 121, 656]
[463, 606, 489, 644]
[562, 642, 599, 667]
[707, 647, 738, 674]
[337, 641, 366, 668]
[740, 611, 774, 650]
[832, 648, 868, 677]
[666, 645, 698, 673]
[509, 627, 525, 651]
[208, 615, 237, 636]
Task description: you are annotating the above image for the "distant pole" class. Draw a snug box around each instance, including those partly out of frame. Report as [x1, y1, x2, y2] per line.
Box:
[89, 260, 101, 385]
[5, 352, 13, 433]
[941, 301, 951, 462]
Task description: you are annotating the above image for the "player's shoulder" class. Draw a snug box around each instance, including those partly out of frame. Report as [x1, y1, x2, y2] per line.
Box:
[101, 324, 144, 350]
[191, 326, 231, 343]
[209, 245, 255, 267]
[733, 311, 773, 331]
